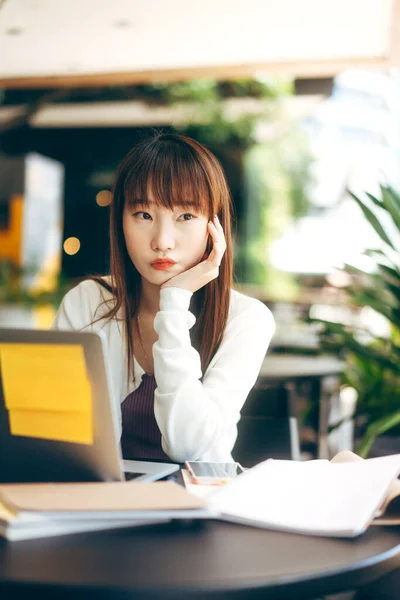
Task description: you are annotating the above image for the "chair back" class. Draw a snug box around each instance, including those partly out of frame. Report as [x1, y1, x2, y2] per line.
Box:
[232, 415, 301, 468]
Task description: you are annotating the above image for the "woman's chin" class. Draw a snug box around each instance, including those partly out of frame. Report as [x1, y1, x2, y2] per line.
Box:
[140, 269, 175, 286]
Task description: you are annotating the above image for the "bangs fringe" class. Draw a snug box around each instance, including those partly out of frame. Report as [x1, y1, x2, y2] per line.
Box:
[124, 140, 214, 215]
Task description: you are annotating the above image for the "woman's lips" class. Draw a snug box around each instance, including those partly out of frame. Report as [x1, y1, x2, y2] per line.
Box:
[151, 260, 176, 271]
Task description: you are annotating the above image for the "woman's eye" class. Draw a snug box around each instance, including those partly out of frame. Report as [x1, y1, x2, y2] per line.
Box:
[133, 211, 152, 220]
[179, 213, 195, 221]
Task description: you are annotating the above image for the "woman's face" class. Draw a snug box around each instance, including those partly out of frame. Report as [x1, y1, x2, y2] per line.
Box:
[123, 191, 210, 286]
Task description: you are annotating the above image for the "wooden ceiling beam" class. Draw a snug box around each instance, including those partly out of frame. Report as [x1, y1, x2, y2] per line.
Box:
[389, 0, 400, 66]
[0, 57, 390, 90]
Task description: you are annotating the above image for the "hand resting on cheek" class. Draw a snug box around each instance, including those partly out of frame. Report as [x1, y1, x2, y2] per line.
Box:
[160, 215, 226, 294]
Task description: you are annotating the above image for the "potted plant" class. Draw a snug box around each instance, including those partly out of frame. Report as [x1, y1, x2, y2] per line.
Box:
[316, 184, 400, 457]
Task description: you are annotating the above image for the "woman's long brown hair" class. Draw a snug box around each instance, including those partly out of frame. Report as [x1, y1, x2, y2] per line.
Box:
[92, 132, 233, 384]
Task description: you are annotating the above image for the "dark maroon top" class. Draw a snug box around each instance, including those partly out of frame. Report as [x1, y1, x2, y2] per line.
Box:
[120, 374, 170, 460]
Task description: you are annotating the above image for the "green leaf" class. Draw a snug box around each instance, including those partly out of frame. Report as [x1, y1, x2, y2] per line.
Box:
[343, 263, 369, 278]
[348, 190, 396, 250]
[351, 291, 397, 322]
[392, 308, 400, 327]
[316, 321, 400, 372]
[377, 264, 400, 286]
[364, 248, 399, 269]
[353, 284, 397, 307]
[356, 410, 400, 457]
[365, 192, 384, 209]
[381, 186, 400, 230]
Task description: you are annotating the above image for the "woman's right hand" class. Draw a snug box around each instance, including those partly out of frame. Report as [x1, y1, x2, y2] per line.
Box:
[160, 215, 226, 294]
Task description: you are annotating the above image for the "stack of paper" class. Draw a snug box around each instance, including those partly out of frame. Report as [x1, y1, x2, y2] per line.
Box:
[0, 481, 208, 541]
[0, 501, 161, 541]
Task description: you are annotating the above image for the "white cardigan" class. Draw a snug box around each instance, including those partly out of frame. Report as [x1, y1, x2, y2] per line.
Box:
[52, 279, 275, 462]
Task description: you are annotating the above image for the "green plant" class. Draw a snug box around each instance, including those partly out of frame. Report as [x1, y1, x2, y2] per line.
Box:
[0, 260, 71, 308]
[153, 76, 314, 295]
[317, 184, 400, 456]
[155, 76, 292, 148]
[235, 131, 314, 295]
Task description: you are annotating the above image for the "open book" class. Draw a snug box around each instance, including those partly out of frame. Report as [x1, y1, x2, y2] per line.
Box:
[330, 450, 400, 526]
[206, 452, 400, 537]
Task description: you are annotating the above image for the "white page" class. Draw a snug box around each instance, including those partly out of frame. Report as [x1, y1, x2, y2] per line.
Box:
[181, 469, 218, 499]
[207, 454, 400, 537]
[2, 518, 169, 542]
[14, 509, 212, 521]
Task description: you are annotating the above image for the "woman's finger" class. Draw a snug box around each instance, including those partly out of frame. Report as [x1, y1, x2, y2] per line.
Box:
[209, 218, 225, 241]
[207, 222, 226, 266]
[214, 215, 224, 232]
[208, 220, 218, 236]
[210, 222, 226, 248]
[208, 221, 223, 249]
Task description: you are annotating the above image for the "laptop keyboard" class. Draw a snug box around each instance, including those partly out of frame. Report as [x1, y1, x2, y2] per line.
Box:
[124, 471, 146, 480]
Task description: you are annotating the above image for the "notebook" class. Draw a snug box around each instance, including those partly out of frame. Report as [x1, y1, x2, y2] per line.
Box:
[0, 480, 209, 541]
[0, 481, 208, 520]
[0, 498, 167, 542]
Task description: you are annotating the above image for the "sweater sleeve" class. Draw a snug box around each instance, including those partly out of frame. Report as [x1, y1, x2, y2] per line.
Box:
[153, 287, 275, 462]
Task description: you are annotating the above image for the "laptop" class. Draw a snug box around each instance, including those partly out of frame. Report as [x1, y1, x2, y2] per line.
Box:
[0, 328, 179, 483]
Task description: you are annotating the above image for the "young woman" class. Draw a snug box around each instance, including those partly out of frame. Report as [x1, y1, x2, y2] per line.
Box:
[53, 133, 275, 463]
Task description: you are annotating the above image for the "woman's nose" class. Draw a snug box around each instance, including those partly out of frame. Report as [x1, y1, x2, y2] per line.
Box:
[151, 222, 176, 251]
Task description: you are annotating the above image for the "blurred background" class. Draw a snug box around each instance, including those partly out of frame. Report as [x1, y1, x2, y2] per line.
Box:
[1, 0, 399, 460]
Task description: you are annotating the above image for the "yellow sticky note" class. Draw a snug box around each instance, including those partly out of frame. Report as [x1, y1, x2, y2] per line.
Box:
[8, 409, 92, 446]
[0, 344, 93, 445]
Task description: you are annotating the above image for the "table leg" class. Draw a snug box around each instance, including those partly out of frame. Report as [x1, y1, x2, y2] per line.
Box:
[318, 375, 341, 459]
[283, 381, 301, 461]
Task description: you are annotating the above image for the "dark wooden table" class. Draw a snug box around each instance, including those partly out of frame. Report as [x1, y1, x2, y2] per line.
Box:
[0, 518, 399, 599]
